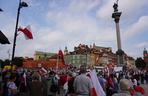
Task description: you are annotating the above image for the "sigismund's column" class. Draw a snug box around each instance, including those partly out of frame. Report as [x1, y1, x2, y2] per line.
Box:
[112, 1, 124, 66]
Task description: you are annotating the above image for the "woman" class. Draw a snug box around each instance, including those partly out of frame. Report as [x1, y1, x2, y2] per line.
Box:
[7, 73, 18, 96]
[29, 72, 43, 96]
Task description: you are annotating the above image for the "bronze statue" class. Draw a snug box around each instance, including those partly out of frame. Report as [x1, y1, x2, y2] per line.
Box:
[113, 0, 119, 12]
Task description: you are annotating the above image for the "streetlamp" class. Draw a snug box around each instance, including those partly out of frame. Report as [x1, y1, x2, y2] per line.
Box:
[11, 0, 28, 62]
[112, 0, 124, 67]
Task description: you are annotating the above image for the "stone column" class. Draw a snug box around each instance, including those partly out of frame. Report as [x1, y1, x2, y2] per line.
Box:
[112, 2, 124, 66]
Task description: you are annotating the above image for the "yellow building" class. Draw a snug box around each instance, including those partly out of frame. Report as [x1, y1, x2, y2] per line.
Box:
[34, 51, 56, 60]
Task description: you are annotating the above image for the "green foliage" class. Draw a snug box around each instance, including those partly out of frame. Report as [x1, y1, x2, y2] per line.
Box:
[12, 57, 24, 67]
[0, 59, 10, 68]
[0, 59, 4, 68]
[135, 57, 146, 69]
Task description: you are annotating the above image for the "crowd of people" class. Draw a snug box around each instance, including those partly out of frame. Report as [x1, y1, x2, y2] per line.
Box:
[0, 65, 148, 96]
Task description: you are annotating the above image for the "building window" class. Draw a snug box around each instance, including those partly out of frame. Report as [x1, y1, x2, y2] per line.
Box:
[73, 60, 75, 64]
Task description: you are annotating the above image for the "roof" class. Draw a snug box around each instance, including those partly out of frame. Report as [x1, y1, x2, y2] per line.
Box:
[34, 51, 56, 56]
[93, 45, 111, 50]
[23, 59, 65, 69]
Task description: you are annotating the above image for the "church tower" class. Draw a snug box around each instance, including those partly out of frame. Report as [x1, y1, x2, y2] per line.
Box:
[143, 48, 147, 56]
[64, 46, 68, 55]
[143, 48, 148, 66]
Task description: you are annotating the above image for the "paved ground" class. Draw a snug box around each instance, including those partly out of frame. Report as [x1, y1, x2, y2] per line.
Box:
[141, 84, 148, 96]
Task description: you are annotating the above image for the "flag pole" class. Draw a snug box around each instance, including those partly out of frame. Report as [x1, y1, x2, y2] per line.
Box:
[11, 0, 28, 65]
[56, 53, 59, 72]
[11, 0, 21, 62]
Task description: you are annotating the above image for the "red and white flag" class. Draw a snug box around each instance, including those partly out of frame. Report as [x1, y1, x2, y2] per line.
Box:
[18, 25, 33, 39]
[58, 50, 65, 65]
[88, 70, 106, 96]
[39, 67, 48, 75]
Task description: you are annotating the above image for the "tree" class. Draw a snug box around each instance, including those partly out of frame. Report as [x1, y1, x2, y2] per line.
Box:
[3, 59, 10, 66]
[135, 57, 146, 69]
[0, 59, 4, 68]
[12, 57, 24, 67]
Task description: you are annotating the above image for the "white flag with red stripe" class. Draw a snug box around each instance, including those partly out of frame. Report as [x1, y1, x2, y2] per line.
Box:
[18, 25, 33, 39]
[89, 69, 106, 96]
[39, 67, 47, 75]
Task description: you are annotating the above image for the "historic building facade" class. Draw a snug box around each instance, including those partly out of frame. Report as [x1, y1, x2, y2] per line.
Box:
[23, 51, 65, 69]
[64, 43, 117, 67]
[23, 44, 135, 68]
[34, 51, 56, 60]
[23, 58, 65, 69]
[64, 43, 135, 67]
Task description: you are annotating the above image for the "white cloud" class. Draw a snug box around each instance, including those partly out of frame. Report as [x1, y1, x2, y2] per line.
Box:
[68, 0, 100, 13]
[46, 12, 116, 47]
[96, 0, 148, 20]
[123, 16, 148, 38]
[46, 0, 116, 43]
[135, 42, 148, 49]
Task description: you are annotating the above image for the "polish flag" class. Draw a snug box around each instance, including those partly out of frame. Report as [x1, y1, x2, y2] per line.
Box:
[88, 70, 106, 96]
[58, 50, 65, 65]
[18, 25, 33, 39]
[39, 67, 48, 75]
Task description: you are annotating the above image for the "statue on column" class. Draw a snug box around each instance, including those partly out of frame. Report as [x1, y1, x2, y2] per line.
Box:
[113, 0, 119, 12]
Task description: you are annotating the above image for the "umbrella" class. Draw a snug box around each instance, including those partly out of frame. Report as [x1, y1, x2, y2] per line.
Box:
[0, 30, 10, 44]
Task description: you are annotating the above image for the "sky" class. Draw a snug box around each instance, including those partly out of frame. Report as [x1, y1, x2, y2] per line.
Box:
[0, 0, 148, 60]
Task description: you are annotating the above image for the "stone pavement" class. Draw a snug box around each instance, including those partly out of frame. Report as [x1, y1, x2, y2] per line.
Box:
[141, 84, 148, 96]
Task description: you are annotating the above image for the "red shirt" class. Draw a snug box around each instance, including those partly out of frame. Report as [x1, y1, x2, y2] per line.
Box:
[59, 75, 67, 86]
[134, 86, 145, 95]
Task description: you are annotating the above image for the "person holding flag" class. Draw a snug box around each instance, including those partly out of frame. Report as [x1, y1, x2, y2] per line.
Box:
[56, 50, 65, 70]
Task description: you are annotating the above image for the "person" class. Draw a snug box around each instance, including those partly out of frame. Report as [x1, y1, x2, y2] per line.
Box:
[18, 72, 29, 96]
[2, 72, 10, 96]
[59, 73, 68, 96]
[106, 74, 115, 96]
[112, 74, 119, 93]
[112, 79, 132, 96]
[47, 71, 59, 96]
[67, 72, 76, 96]
[29, 72, 43, 96]
[7, 73, 18, 96]
[133, 78, 137, 88]
[73, 65, 93, 96]
[98, 74, 106, 91]
[134, 82, 145, 96]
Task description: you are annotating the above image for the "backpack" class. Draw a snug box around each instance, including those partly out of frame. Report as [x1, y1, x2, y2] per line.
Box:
[50, 77, 59, 92]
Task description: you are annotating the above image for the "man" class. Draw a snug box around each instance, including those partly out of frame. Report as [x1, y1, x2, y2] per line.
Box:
[73, 65, 93, 96]
[112, 79, 132, 96]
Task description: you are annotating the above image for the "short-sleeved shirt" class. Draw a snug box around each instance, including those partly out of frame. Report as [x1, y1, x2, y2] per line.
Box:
[7, 81, 17, 96]
[73, 74, 93, 95]
[7, 82, 17, 90]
